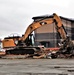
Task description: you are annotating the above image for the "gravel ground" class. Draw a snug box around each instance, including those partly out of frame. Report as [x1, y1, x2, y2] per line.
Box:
[0, 58, 74, 75]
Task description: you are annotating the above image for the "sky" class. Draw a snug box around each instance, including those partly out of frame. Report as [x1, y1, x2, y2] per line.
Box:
[0, 0, 74, 39]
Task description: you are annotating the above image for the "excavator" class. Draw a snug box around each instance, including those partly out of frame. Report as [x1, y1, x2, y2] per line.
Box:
[2, 13, 74, 56]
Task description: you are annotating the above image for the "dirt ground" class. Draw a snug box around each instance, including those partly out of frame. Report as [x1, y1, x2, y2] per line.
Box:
[0, 58, 74, 75]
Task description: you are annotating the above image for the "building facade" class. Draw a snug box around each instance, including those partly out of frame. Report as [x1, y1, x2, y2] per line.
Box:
[34, 16, 74, 48]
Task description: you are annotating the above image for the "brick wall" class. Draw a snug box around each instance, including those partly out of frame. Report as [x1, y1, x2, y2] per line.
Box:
[34, 18, 74, 47]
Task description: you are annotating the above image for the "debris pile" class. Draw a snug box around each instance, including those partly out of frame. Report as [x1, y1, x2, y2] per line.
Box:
[0, 47, 59, 59]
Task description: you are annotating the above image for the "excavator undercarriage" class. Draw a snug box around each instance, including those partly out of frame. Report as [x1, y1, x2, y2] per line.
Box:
[6, 46, 41, 55]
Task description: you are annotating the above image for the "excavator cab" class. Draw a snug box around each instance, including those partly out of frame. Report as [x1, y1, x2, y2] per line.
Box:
[18, 34, 34, 46]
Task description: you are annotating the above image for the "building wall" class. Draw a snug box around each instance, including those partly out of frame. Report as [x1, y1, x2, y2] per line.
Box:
[34, 18, 74, 47]
[71, 22, 74, 43]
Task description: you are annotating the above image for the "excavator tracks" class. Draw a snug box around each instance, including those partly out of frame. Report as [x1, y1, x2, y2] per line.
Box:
[6, 46, 41, 55]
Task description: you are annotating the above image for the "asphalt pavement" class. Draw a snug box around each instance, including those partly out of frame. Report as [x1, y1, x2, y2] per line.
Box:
[0, 58, 74, 75]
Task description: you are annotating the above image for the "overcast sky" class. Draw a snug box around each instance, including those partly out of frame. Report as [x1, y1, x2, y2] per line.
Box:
[0, 0, 74, 39]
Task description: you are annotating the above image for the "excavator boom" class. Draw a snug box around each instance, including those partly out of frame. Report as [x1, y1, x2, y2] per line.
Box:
[21, 13, 67, 42]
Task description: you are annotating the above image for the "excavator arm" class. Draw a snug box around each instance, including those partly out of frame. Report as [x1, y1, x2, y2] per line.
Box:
[20, 13, 67, 43]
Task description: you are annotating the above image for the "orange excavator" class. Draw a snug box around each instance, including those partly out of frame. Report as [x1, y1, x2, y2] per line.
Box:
[2, 13, 74, 55]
